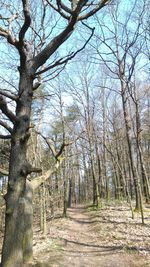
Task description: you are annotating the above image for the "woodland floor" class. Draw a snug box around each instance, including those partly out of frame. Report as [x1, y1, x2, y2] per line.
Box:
[0, 202, 150, 266]
[29, 202, 150, 267]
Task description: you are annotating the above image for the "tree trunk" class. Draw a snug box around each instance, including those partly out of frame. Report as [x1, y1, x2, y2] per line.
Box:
[63, 158, 67, 217]
[68, 177, 72, 208]
[121, 85, 141, 210]
[1, 69, 33, 267]
[22, 181, 33, 263]
[40, 183, 47, 235]
[135, 99, 150, 203]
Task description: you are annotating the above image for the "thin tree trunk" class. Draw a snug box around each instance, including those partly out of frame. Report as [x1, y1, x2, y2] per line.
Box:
[134, 98, 150, 203]
[68, 177, 72, 208]
[121, 85, 141, 210]
[63, 158, 67, 217]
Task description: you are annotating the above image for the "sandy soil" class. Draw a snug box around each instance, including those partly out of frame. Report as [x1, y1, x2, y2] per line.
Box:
[32, 204, 150, 267]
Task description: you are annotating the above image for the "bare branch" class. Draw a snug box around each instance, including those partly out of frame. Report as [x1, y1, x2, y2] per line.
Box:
[32, 0, 111, 73]
[0, 26, 9, 38]
[42, 64, 66, 82]
[0, 90, 18, 101]
[32, 1, 89, 71]
[37, 132, 76, 160]
[31, 168, 56, 191]
[57, 0, 73, 15]
[0, 134, 11, 139]
[0, 166, 55, 193]
[19, 0, 31, 43]
[78, 0, 111, 20]
[55, 130, 85, 159]
[37, 132, 57, 158]
[30, 152, 65, 190]
[28, 167, 42, 174]
[0, 26, 18, 46]
[35, 26, 95, 76]
[0, 96, 17, 123]
[33, 82, 42, 91]
[45, 0, 70, 20]
[0, 120, 13, 134]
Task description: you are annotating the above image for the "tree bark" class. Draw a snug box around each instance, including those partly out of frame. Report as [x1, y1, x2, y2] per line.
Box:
[134, 98, 150, 203]
[2, 68, 33, 267]
[121, 82, 141, 211]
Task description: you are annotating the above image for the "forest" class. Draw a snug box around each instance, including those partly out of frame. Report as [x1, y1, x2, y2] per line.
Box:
[0, 0, 150, 266]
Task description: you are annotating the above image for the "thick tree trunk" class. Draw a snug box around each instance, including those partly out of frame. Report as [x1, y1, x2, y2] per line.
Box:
[1, 69, 33, 267]
[22, 181, 33, 263]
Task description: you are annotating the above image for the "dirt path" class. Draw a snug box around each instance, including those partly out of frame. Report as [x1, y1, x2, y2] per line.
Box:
[33, 206, 150, 267]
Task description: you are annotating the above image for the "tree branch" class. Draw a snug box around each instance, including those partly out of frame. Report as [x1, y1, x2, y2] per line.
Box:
[0, 90, 18, 101]
[35, 26, 95, 76]
[19, 0, 31, 43]
[45, 0, 70, 20]
[28, 167, 42, 174]
[33, 82, 42, 91]
[31, 168, 56, 191]
[31, 130, 85, 190]
[57, 0, 73, 15]
[0, 120, 13, 134]
[32, 2, 85, 72]
[0, 26, 18, 47]
[0, 96, 17, 123]
[30, 156, 65, 190]
[37, 132, 57, 158]
[0, 134, 11, 139]
[21, 163, 42, 176]
[37, 32, 96, 81]
[32, 0, 109, 72]
[78, 0, 111, 20]
[56, 130, 85, 159]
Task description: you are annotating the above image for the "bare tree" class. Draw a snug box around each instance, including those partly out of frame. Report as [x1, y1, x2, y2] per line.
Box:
[92, 0, 148, 217]
[0, 1, 111, 266]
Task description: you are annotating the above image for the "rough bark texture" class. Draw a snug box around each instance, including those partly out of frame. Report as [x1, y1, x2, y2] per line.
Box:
[1, 68, 33, 267]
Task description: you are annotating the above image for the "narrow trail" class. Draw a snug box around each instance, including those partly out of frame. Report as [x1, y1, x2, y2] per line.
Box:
[33, 206, 150, 267]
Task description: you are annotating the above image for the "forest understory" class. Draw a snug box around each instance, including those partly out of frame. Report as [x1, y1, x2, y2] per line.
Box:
[1, 202, 149, 267]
